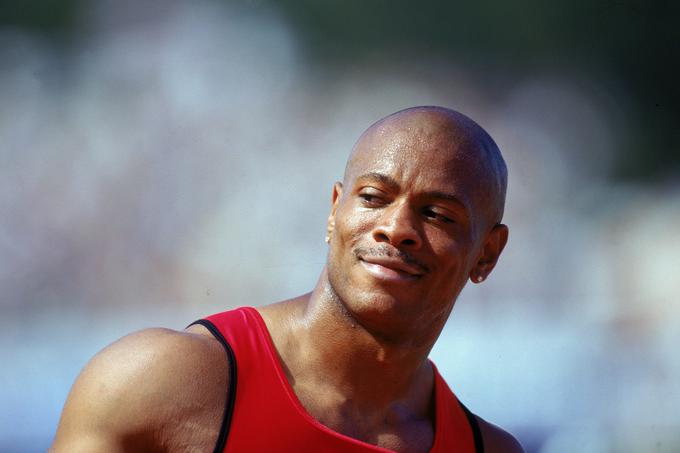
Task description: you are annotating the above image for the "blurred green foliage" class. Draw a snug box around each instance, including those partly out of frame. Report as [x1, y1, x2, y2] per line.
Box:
[259, 0, 679, 182]
[1, 0, 677, 181]
[0, 0, 81, 35]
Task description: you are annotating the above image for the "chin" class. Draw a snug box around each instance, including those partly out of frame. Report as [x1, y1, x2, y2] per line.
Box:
[326, 263, 423, 334]
[339, 288, 419, 334]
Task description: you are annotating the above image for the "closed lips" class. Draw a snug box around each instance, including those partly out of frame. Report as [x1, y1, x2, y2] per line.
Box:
[359, 256, 425, 277]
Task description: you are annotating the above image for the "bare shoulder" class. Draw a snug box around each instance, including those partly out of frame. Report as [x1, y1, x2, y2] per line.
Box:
[50, 327, 229, 453]
[475, 415, 525, 453]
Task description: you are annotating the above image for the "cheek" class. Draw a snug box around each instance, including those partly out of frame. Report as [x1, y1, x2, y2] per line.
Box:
[335, 205, 374, 245]
[428, 222, 479, 265]
[328, 208, 365, 275]
[428, 241, 474, 286]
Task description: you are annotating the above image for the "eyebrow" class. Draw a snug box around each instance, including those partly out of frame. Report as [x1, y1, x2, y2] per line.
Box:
[356, 172, 400, 190]
[355, 172, 469, 212]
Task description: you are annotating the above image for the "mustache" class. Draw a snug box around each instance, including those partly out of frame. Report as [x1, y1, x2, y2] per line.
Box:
[353, 246, 429, 273]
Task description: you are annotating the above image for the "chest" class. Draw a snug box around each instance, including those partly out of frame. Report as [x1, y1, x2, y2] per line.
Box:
[198, 308, 478, 452]
[283, 380, 436, 453]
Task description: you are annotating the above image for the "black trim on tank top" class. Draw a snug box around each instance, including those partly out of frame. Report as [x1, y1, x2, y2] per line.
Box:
[189, 316, 481, 453]
[188, 319, 237, 453]
[459, 402, 485, 453]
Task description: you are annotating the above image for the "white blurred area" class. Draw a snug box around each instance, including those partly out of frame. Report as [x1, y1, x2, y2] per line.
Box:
[1, 1, 678, 451]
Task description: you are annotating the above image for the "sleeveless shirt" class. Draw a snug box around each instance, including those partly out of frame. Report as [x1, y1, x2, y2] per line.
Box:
[194, 307, 483, 453]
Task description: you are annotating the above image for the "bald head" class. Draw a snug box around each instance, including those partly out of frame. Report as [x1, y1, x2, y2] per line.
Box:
[343, 106, 508, 227]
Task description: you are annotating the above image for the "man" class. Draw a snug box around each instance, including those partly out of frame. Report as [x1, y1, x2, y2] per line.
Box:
[50, 106, 524, 452]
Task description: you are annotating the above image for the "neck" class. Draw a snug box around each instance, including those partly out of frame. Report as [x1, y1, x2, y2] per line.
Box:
[283, 270, 441, 413]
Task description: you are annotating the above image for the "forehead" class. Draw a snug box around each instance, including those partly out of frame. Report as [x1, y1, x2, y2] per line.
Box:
[345, 113, 491, 201]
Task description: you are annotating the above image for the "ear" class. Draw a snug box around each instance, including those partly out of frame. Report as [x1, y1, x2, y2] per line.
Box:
[326, 182, 343, 242]
[469, 224, 509, 283]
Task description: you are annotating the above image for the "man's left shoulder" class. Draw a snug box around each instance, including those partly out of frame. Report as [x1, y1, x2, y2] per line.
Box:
[474, 415, 525, 453]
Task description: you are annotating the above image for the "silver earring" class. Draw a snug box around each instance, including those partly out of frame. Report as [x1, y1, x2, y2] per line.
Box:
[476, 275, 484, 283]
[325, 236, 330, 244]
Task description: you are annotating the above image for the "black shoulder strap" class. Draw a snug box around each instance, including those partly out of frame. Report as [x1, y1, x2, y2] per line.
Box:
[188, 319, 238, 453]
[459, 402, 485, 453]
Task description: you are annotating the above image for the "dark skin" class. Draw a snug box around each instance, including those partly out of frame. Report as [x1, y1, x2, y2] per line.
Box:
[50, 107, 524, 453]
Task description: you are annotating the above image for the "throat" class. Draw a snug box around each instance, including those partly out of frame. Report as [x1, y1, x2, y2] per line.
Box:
[270, 287, 437, 413]
[257, 293, 438, 452]
[284, 314, 438, 436]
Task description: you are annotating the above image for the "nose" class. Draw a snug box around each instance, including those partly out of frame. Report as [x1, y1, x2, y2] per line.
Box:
[372, 201, 422, 249]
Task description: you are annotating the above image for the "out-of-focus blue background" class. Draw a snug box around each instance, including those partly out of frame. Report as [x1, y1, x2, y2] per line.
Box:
[1, 1, 679, 452]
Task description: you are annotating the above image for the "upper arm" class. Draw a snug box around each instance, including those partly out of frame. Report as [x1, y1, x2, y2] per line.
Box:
[49, 327, 229, 453]
[476, 415, 525, 453]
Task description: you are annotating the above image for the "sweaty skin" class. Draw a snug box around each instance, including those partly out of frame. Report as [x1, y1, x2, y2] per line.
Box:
[50, 107, 524, 453]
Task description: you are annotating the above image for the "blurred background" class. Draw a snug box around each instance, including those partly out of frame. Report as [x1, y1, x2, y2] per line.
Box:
[1, 0, 679, 451]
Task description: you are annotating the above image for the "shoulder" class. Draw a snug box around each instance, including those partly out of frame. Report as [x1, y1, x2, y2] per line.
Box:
[50, 327, 230, 452]
[475, 415, 525, 453]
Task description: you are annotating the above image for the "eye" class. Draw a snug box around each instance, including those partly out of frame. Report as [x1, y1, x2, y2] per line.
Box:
[422, 207, 454, 224]
[358, 188, 387, 206]
[359, 194, 384, 207]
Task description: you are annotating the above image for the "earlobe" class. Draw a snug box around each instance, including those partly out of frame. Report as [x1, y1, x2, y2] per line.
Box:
[469, 224, 509, 283]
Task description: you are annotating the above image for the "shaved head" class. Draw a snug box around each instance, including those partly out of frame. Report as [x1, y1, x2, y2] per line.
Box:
[326, 106, 510, 338]
[344, 106, 508, 228]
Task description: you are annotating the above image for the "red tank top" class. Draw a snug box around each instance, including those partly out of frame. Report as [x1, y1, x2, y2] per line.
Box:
[197, 307, 482, 453]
